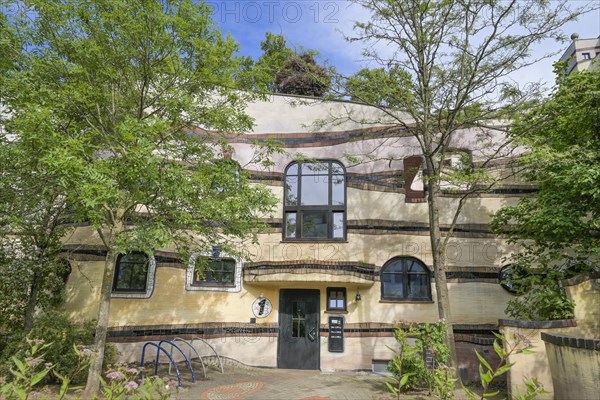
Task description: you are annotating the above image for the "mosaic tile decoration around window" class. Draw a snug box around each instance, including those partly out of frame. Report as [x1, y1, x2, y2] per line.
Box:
[185, 251, 242, 293]
[111, 254, 156, 299]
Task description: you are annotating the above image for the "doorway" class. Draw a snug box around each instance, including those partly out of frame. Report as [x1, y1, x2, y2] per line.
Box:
[277, 289, 320, 370]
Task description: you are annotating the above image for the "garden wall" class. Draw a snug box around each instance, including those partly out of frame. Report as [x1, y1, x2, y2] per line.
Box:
[499, 319, 575, 399]
[541, 332, 600, 400]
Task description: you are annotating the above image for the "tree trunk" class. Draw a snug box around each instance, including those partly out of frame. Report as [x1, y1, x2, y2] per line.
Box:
[426, 179, 459, 374]
[23, 270, 41, 334]
[84, 248, 118, 396]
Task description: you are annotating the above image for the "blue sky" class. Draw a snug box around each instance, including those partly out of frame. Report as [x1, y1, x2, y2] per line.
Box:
[209, 0, 600, 89]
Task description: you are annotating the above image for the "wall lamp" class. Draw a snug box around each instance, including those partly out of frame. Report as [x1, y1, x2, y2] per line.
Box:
[355, 287, 362, 302]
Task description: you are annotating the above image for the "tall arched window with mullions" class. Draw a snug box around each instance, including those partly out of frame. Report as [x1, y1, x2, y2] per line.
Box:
[284, 160, 346, 240]
[381, 257, 431, 301]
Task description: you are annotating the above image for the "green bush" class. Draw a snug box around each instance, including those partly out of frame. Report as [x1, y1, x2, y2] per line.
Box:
[1, 340, 177, 400]
[1, 311, 118, 383]
[387, 322, 452, 394]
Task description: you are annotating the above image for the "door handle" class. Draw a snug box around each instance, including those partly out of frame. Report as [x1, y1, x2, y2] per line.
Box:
[308, 326, 317, 342]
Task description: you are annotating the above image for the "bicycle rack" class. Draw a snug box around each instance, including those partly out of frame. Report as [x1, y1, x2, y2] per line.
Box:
[139, 337, 223, 387]
[169, 337, 207, 378]
[157, 340, 196, 384]
[189, 336, 224, 374]
[139, 342, 183, 387]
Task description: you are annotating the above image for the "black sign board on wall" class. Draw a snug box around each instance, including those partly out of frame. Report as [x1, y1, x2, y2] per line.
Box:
[328, 316, 344, 352]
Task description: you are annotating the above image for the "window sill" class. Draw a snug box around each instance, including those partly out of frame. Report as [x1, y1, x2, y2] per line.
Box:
[191, 284, 236, 288]
[112, 290, 146, 294]
[325, 310, 348, 314]
[281, 239, 348, 243]
[379, 299, 434, 304]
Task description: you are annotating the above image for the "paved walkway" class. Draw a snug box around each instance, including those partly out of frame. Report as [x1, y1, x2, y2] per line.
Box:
[173, 365, 395, 400]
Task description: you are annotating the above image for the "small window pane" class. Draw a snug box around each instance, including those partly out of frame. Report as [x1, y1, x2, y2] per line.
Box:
[302, 162, 328, 175]
[292, 301, 306, 338]
[331, 163, 344, 175]
[386, 260, 404, 273]
[332, 175, 345, 205]
[383, 280, 404, 298]
[407, 260, 425, 273]
[287, 163, 298, 175]
[408, 274, 429, 298]
[285, 176, 298, 205]
[301, 175, 329, 205]
[333, 212, 344, 238]
[302, 212, 328, 238]
[285, 212, 297, 238]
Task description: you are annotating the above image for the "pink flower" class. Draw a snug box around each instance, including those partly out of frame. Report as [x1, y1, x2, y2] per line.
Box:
[124, 381, 139, 391]
[127, 368, 139, 375]
[106, 371, 125, 380]
[26, 357, 43, 368]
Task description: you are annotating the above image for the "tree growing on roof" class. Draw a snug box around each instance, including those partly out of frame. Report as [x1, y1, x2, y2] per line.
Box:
[1, 0, 276, 395]
[339, 0, 588, 373]
[275, 53, 332, 97]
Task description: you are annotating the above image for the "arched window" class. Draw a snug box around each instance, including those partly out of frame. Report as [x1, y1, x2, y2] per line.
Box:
[284, 160, 346, 240]
[381, 257, 431, 301]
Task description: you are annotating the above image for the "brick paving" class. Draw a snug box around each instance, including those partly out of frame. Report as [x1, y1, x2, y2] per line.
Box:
[173, 365, 395, 400]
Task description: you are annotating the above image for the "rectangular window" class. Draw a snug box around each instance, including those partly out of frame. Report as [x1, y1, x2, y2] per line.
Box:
[113, 252, 149, 292]
[285, 212, 297, 238]
[292, 301, 306, 338]
[301, 212, 328, 238]
[193, 258, 236, 286]
[582, 52, 591, 60]
[327, 287, 346, 311]
[332, 212, 344, 239]
[283, 161, 346, 240]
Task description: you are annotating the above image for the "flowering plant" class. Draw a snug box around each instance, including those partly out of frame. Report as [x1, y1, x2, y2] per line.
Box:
[100, 364, 180, 400]
[1, 340, 180, 399]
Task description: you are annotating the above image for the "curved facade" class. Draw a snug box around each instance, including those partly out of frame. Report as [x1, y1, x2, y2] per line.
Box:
[63, 94, 530, 371]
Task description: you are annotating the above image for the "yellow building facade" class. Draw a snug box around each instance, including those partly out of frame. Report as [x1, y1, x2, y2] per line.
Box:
[63, 95, 530, 373]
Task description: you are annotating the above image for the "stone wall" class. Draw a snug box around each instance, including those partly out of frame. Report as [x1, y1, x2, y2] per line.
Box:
[499, 319, 576, 399]
[542, 332, 600, 400]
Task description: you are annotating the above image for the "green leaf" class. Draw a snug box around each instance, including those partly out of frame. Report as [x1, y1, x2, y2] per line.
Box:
[31, 368, 51, 386]
[385, 382, 399, 394]
[460, 384, 479, 400]
[10, 368, 27, 381]
[13, 385, 27, 400]
[399, 372, 416, 388]
[493, 362, 514, 377]
[59, 377, 71, 397]
[483, 390, 500, 397]
[493, 340, 507, 358]
[475, 349, 493, 371]
[11, 357, 27, 374]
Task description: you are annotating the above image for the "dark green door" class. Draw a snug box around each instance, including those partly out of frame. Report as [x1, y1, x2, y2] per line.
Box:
[278, 289, 320, 370]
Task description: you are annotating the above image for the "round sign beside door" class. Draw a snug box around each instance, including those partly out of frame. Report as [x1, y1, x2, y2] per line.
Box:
[252, 296, 272, 318]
